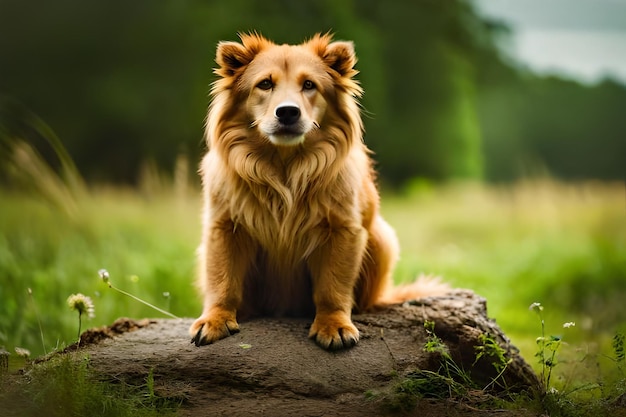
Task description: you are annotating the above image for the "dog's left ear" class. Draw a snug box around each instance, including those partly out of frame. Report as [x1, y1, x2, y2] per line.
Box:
[323, 41, 357, 77]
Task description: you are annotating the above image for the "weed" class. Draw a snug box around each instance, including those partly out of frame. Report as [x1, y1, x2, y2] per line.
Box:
[528, 303, 626, 416]
[423, 320, 473, 387]
[0, 354, 180, 417]
[473, 332, 511, 390]
[67, 293, 95, 343]
[371, 321, 513, 412]
[612, 332, 625, 373]
[530, 301, 576, 391]
[382, 370, 464, 412]
[14, 347, 30, 359]
[98, 269, 179, 319]
[27, 288, 46, 355]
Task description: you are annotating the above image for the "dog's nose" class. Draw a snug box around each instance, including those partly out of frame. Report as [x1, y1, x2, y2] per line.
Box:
[275, 104, 301, 125]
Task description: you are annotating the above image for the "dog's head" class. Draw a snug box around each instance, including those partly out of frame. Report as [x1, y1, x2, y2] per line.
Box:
[210, 33, 362, 147]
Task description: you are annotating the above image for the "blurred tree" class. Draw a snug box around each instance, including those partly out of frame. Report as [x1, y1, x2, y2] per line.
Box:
[0, 0, 209, 183]
[355, 0, 491, 182]
[1, 0, 624, 186]
[477, 73, 626, 181]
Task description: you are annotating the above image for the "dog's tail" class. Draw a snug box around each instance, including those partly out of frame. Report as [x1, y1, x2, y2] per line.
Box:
[377, 274, 450, 306]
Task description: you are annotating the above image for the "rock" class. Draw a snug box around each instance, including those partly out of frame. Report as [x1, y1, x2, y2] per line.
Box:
[70, 290, 538, 416]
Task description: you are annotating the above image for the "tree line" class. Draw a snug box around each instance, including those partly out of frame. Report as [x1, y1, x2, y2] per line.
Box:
[1, 0, 624, 186]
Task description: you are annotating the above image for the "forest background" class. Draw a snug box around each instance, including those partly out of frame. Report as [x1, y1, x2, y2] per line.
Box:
[1, 0, 625, 185]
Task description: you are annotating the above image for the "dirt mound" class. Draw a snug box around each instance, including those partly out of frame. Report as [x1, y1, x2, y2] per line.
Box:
[70, 290, 538, 416]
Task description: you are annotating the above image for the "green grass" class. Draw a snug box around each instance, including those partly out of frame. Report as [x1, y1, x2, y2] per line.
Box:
[382, 179, 626, 413]
[1, 174, 625, 414]
[384, 180, 625, 353]
[0, 186, 201, 357]
[0, 353, 180, 416]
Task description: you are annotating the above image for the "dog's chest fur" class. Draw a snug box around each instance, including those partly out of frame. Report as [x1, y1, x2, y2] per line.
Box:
[226, 148, 347, 263]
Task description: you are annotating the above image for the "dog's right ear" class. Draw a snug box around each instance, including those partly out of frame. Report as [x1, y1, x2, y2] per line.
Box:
[215, 41, 252, 77]
[215, 33, 270, 78]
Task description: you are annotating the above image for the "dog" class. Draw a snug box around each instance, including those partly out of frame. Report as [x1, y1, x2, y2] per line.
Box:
[190, 33, 447, 350]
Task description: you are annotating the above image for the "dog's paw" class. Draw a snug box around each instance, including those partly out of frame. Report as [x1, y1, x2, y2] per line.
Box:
[189, 309, 239, 347]
[308, 311, 359, 350]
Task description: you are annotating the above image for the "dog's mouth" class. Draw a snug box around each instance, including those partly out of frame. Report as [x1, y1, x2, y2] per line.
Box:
[266, 127, 306, 146]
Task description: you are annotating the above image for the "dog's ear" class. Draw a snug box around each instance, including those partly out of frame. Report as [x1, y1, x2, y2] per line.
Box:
[323, 41, 357, 78]
[215, 33, 270, 77]
[215, 41, 253, 77]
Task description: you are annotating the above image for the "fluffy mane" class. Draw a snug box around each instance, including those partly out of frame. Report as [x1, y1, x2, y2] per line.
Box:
[202, 34, 369, 263]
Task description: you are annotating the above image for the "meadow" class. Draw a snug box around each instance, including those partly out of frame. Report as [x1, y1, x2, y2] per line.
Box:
[1, 167, 625, 403]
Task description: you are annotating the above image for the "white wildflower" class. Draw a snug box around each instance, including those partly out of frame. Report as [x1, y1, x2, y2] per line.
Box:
[67, 293, 95, 319]
[98, 269, 110, 284]
[14, 347, 31, 359]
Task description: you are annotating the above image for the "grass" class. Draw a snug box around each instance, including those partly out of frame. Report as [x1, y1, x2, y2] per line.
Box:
[0, 151, 625, 414]
[367, 315, 626, 416]
[0, 183, 201, 357]
[0, 353, 180, 417]
[385, 180, 626, 355]
[381, 179, 626, 414]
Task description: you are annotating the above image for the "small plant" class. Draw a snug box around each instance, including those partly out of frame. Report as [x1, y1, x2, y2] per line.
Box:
[27, 288, 47, 355]
[67, 293, 95, 343]
[530, 302, 576, 391]
[423, 320, 473, 387]
[377, 321, 474, 411]
[14, 347, 31, 360]
[474, 332, 511, 390]
[0, 353, 181, 416]
[370, 321, 518, 412]
[162, 292, 171, 313]
[98, 269, 179, 319]
[612, 332, 625, 374]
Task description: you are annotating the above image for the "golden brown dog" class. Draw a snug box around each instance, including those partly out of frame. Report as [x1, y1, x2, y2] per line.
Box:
[190, 33, 445, 350]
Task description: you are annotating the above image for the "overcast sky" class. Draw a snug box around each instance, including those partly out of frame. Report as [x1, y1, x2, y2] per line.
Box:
[473, 0, 626, 83]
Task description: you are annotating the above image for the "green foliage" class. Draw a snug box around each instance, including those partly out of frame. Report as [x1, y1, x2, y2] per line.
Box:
[0, 354, 180, 417]
[478, 76, 626, 182]
[613, 333, 625, 368]
[382, 370, 467, 412]
[529, 302, 574, 391]
[524, 304, 626, 417]
[423, 321, 473, 387]
[371, 322, 515, 413]
[2, 0, 622, 185]
[474, 333, 509, 375]
[0, 188, 200, 357]
[473, 332, 511, 391]
[370, 316, 626, 416]
[385, 180, 626, 353]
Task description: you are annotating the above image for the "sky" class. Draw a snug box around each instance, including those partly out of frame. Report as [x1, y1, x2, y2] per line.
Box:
[474, 0, 626, 83]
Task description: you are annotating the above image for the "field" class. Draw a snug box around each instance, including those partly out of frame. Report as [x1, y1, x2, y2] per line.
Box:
[1, 175, 625, 397]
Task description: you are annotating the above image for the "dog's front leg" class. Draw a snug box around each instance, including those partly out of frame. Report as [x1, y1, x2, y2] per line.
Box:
[307, 225, 367, 350]
[190, 220, 253, 347]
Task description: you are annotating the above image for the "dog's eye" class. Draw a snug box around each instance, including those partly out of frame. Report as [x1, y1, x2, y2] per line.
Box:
[303, 80, 316, 90]
[257, 79, 273, 90]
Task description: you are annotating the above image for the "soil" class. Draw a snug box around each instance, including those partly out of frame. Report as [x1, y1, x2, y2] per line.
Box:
[9, 290, 543, 416]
